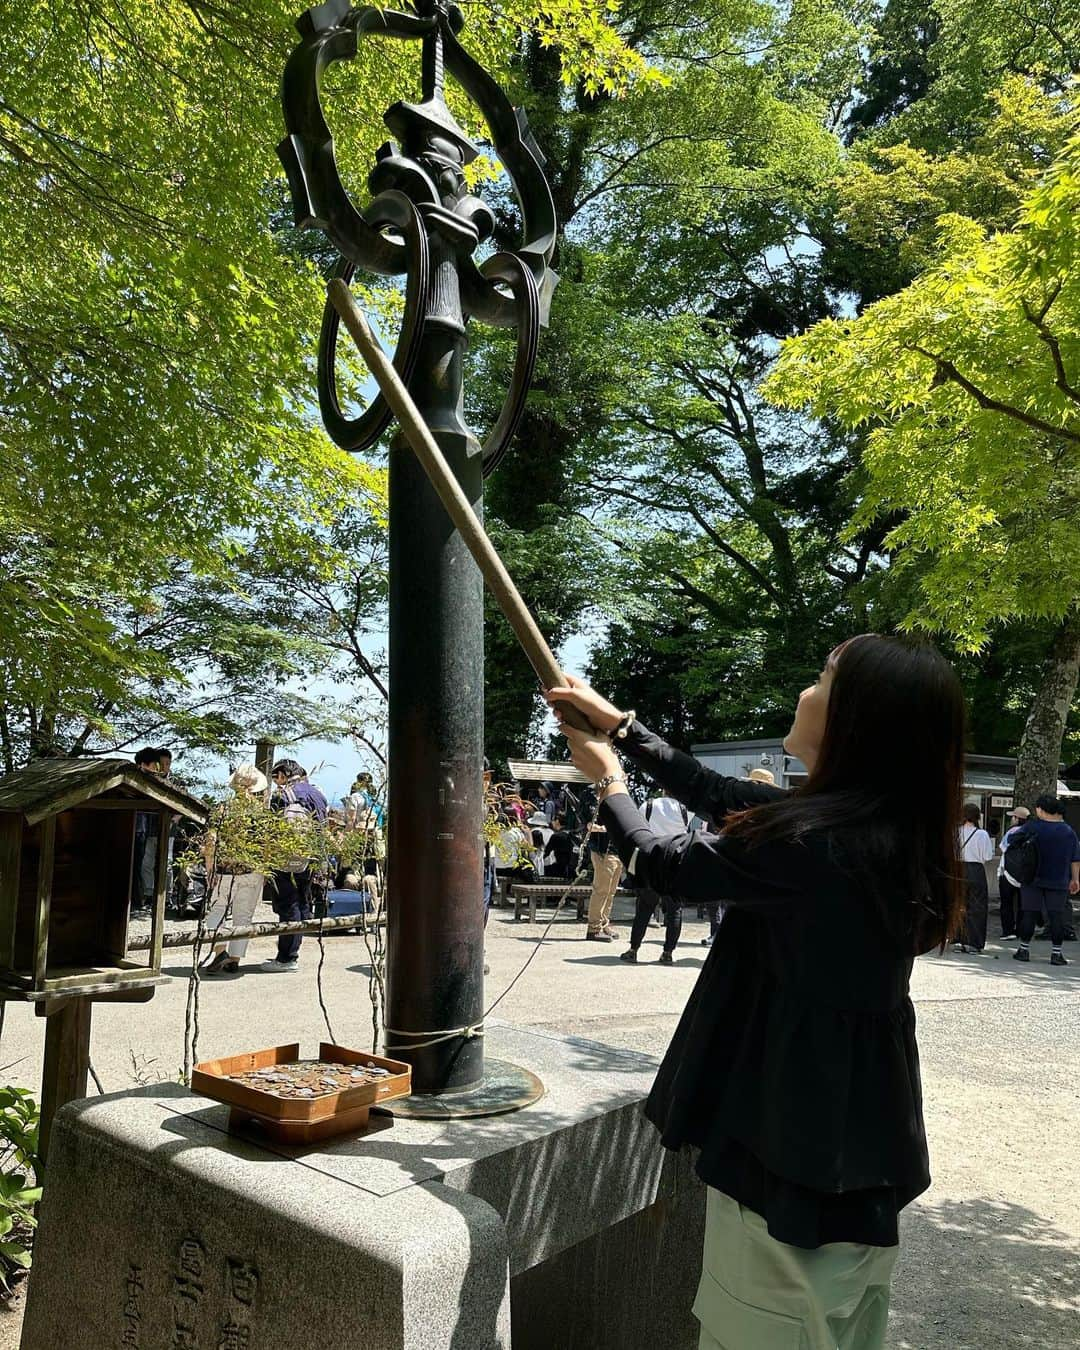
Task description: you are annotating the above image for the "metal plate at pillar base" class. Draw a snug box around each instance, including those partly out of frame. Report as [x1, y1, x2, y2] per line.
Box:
[372, 1059, 544, 1120]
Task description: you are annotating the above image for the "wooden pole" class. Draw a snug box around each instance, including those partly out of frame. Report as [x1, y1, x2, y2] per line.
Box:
[39, 997, 92, 1162]
[125, 911, 385, 951]
[327, 278, 593, 734]
[254, 739, 276, 793]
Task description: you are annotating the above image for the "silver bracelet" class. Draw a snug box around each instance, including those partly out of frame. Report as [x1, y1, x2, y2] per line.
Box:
[594, 772, 627, 795]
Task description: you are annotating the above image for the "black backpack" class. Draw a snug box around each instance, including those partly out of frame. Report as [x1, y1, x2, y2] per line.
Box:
[1004, 826, 1039, 886]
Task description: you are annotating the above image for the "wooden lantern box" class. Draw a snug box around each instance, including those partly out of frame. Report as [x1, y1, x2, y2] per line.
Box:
[0, 758, 206, 1001]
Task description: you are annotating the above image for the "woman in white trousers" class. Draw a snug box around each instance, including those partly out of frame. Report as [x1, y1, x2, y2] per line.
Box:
[201, 764, 268, 976]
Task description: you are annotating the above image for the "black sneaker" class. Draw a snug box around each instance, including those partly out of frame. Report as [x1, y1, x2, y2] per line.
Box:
[619, 948, 638, 963]
[658, 950, 674, 965]
[1013, 947, 1030, 962]
[1051, 951, 1068, 966]
[586, 930, 614, 943]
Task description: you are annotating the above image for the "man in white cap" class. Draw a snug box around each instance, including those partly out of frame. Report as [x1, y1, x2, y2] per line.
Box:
[997, 805, 1030, 940]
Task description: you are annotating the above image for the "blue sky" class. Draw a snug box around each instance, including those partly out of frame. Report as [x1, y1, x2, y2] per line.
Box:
[217, 628, 596, 807]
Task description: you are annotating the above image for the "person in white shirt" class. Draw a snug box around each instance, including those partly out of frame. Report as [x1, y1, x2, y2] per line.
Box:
[996, 805, 1030, 939]
[956, 803, 995, 952]
[527, 812, 551, 878]
[493, 814, 530, 883]
[621, 795, 689, 965]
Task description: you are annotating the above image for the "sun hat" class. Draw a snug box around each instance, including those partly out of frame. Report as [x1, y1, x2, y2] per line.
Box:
[229, 763, 268, 795]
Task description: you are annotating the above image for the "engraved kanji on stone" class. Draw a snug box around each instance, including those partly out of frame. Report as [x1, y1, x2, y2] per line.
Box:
[171, 1329, 198, 1350]
[217, 1320, 251, 1350]
[122, 1262, 144, 1347]
[172, 1284, 200, 1333]
[226, 1260, 259, 1308]
[178, 1238, 207, 1286]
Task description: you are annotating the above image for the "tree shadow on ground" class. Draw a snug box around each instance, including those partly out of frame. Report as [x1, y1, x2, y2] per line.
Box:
[891, 1196, 1080, 1349]
[920, 940, 1080, 991]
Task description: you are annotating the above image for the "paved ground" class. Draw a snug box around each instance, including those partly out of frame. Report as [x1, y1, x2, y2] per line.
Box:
[1, 896, 1078, 1347]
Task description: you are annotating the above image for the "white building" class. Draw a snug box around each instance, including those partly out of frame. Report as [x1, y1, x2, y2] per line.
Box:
[690, 741, 1077, 838]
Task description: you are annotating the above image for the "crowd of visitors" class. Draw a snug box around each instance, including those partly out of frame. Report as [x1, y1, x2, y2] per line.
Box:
[956, 796, 1078, 963]
[129, 741, 1077, 981]
[481, 769, 789, 965]
[130, 748, 381, 977]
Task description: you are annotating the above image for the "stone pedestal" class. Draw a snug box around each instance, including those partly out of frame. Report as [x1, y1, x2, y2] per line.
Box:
[21, 1025, 704, 1350]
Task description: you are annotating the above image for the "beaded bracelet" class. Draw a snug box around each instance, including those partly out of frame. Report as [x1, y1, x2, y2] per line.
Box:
[594, 772, 627, 796]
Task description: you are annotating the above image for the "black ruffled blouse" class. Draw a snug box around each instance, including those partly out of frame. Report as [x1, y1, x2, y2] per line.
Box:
[598, 722, 931, 1250]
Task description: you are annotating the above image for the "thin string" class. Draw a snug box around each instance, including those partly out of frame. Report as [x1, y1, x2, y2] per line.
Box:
[382, 1023, 485, 1052]
[380, 831, 595, 1054]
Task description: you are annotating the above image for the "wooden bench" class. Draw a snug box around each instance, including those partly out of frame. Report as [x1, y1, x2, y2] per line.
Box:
[509, 884, 634, 924]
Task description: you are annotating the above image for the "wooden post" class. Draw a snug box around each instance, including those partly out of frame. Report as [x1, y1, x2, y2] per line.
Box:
[31, 817, 55, 993]
[150, 807, 170, 975]
[254, 740, 276, 780]
[39, 996, 92, 1162]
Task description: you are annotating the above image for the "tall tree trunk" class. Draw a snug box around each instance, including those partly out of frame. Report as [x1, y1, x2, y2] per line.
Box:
[1013, 614, 1080, 809]
[0, 703, 12, 775]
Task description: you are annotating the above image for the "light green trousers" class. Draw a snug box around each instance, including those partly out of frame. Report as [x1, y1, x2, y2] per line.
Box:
[695, 1189, 898, 1350]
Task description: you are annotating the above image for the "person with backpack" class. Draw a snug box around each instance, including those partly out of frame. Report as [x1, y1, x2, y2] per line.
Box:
[997, 805, 1030, 939]
[956, 804, 994, 952]
[619, 794, 690, 966]
[546, 637, 966, 1350]
[1010, 794, 1080, 967]
[263, 759, 328, 973]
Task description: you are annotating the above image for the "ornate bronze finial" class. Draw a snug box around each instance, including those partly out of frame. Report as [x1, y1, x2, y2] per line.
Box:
[278, 2, 558, 473]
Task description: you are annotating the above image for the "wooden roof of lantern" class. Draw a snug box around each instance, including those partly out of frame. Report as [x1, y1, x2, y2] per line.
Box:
[0, 758, 208, 826]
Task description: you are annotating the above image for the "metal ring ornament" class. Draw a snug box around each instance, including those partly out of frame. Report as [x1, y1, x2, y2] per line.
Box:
[317, 191, 431, 452]
[471, 254, 540, 478]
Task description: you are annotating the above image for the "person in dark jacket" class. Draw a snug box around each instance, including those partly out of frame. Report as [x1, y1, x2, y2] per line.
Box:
[545, 635, 966, 1350]
[263, 759, 328, 972]
[1013, 794, 1080, 967]
[542, 816, 576, 881]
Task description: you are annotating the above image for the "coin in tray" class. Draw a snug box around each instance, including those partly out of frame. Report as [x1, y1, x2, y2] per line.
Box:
[224, 1058, 393, 1099]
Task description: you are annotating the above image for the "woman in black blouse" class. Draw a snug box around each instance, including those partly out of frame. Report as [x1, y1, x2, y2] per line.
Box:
[546, 635, 965, 1350]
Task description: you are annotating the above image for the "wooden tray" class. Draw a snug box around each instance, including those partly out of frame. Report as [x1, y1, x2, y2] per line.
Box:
[192, 1042, 411, 1143]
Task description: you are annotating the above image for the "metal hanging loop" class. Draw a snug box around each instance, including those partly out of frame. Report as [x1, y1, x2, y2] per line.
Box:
[317, 191, 431, 452]
[279, 0, 559, 466]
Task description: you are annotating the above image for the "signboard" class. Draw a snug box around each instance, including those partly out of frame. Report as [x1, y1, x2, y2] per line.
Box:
[990, 796, 1013, 808]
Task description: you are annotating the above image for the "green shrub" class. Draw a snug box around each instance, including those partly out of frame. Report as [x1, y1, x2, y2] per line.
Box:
[0, 1087, 41, 1291]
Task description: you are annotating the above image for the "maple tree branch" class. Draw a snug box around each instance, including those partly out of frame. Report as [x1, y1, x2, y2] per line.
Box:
[909, 345, 1080, 445]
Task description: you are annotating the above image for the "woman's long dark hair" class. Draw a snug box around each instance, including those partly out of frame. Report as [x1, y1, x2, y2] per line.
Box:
[724, 635, 966, 952]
